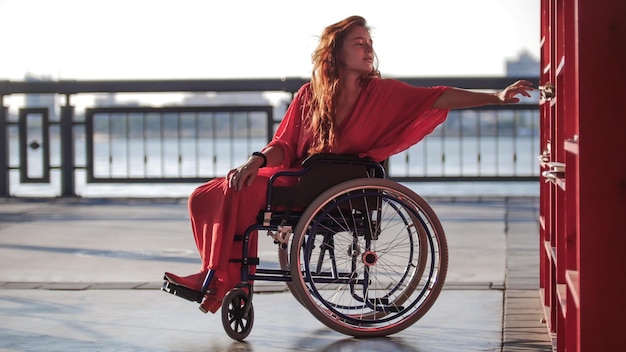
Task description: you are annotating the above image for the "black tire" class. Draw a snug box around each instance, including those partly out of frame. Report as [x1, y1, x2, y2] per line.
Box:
[278, 245, 307, 306]
[221, 289, 254, 341]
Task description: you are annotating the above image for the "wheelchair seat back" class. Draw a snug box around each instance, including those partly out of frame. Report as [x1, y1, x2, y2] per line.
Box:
[269, 154, 384, 210]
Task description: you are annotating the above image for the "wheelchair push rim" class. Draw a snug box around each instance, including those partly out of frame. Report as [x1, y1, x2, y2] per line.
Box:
[289, 178, 448, 337]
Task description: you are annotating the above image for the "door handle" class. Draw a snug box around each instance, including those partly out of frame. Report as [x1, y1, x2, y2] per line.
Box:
[539, 82, 555, 100]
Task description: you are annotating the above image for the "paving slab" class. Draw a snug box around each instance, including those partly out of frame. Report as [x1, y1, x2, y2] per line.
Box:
[0, 289, 503, 352]
[0, 196, 552, 351]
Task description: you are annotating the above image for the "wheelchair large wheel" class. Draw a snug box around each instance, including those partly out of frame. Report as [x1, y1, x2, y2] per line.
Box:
[289, 178, 448, 337]
[221, 289, 254, 341]
[279, 246, 307, 306]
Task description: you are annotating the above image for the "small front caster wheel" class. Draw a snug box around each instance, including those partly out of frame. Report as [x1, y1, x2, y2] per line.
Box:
[221, 289, 254, 341]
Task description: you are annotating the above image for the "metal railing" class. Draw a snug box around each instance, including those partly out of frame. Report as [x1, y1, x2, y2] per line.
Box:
[0, 77, 539, 197]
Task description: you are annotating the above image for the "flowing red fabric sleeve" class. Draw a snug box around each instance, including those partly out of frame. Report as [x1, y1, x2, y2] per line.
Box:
[263, 84, 312, 169]
[351, 79, 451, 162]
[264, 80, 450, 167]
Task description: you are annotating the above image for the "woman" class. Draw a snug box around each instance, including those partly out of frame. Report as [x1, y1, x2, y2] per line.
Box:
[165, 15, 533, 313]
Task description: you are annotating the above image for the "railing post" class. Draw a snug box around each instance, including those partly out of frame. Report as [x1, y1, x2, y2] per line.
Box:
[0, 96, 8, 196]
[266, 106, 274, 144]
[59, 94, 75, 197]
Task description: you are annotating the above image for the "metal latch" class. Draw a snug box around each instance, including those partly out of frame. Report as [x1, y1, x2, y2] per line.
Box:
[540, 82, 555, 100]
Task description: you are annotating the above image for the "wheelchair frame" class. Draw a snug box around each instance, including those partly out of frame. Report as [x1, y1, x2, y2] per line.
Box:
[162, 154, 448, 341]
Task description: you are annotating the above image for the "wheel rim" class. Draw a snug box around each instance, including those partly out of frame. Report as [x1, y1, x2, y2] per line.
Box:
[290, 178, 448, 336]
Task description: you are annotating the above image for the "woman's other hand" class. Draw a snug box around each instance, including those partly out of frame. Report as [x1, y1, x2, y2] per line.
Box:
[227, 155, 264, 191]
[496, 80, 535, 104]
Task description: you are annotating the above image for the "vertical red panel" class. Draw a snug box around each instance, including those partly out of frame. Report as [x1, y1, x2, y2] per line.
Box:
[540, 0, 626, 350]
[577, 0, 626, 351]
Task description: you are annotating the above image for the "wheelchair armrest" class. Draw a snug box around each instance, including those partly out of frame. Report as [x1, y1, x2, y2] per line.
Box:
[301, 153, 373, 167]
[268, 154, 381, 186]
[301, 153, 386, 180]
[266, 154, 385, 209]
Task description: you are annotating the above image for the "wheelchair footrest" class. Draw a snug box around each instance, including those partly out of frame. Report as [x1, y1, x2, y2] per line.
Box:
[161, 280, 203, 303]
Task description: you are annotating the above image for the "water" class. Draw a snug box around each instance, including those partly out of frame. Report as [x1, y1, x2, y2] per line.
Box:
[6, 136, 540, 198]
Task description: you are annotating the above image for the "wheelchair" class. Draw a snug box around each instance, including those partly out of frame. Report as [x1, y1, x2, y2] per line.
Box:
[162, 154, 448, 341]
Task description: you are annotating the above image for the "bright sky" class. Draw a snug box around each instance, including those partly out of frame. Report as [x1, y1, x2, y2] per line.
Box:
[0, 0, 540, 80]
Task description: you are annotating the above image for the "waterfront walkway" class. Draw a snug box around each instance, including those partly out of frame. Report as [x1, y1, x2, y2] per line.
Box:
[0, 196, 552, 352]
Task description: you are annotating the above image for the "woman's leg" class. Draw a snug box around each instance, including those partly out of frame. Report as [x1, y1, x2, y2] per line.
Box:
[172, 175, 269, 313]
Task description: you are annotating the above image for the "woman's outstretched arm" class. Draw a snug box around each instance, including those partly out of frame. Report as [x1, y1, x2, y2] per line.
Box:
[433, 80, 534, 109]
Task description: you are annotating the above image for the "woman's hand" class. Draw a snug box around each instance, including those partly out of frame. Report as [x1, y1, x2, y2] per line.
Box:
[496, 80, 535, 104]
[433, 80, 535, 109]
[227, 156, 264, 191]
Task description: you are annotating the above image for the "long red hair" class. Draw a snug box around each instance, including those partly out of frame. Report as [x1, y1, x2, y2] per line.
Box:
[307, 15, 381, 155]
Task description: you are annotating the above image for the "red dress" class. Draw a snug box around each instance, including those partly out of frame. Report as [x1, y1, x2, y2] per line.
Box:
[187, 78, 450, 312]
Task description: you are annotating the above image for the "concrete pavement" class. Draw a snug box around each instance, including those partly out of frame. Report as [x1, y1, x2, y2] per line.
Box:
[0, 196, 552, 351]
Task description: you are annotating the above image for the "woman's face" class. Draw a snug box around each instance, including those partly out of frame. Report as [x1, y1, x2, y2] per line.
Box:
[338, 25, 374, 75]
